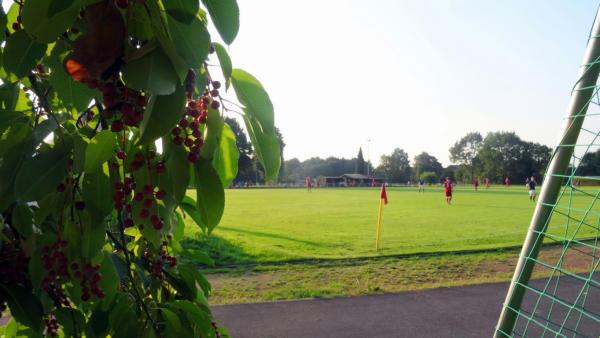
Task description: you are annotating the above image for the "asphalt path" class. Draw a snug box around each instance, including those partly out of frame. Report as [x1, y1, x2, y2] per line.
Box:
[212, 276, 600, 338]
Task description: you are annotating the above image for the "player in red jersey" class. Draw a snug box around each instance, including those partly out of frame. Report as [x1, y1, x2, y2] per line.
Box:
[473, 178, 479, 191]
[443, 177, 453, 205]
[504, 177, 510, 188]
[306, 176, 312, 192]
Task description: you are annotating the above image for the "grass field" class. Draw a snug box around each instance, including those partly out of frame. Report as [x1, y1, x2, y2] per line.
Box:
[180, 185, 599, 304]
[184, 185, 598, 265]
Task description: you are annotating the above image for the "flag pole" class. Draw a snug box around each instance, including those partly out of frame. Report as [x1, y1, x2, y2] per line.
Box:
[375, 197, 383, 250]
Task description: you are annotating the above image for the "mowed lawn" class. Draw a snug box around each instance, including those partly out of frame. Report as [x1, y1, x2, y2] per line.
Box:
[183, 185, 600, 265]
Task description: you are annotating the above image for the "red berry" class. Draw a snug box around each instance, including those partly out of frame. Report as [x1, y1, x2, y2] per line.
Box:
[212, 81, 221, 89]
[211, 100, 220, 109]
[111, 119, 123, 132]
[179, 118, 189, 128]
[210, 89, 219, 97]
[75, 201, 86, 210]
[171, 127, 181, 136]
[155, 190, 166, 200]
[156, 162, 166, 173]
[143, 185, 153, 195]
[143, 199, 153, 208]
[124, 218, 134, 228]
[12, 22, 20, 30]
[173, 136, 183, 145]
[101, 109, 115, 119]
[139, 209, 149, 219]
[121, 103, 134, 116]
[117, 150, 126, 160]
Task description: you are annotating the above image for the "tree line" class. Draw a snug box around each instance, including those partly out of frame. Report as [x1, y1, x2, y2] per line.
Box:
[229, 125, 600, 185]
[278, 131, 555, 184]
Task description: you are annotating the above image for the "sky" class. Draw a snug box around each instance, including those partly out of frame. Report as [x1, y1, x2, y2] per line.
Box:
[223, 0, 600, 166]
[3, 0, 599, 166]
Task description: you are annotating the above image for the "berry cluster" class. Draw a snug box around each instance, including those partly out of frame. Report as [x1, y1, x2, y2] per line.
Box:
[144, 240, 177, 279]
[172, 71, 223, 162]
[10, 3, 22, 31]
[71, 262, 104, 301]
[41, 239, 69, 290]
[40, 239, 71, 307]
[0, 241, 28, 285]
[112, 150, 168, 231]
[44, 314, 59, 337]
[96, 81, 146, 132]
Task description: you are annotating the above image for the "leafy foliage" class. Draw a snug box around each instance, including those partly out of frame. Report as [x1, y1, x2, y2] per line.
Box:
[0, 0, 279, 336]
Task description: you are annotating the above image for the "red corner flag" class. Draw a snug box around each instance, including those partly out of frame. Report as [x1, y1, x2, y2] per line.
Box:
[380, 184, 388, 205]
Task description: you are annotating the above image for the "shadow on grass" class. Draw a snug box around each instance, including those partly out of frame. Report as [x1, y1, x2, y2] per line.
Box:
[181, 234, 257, 267]
[218, 226, 324, 248]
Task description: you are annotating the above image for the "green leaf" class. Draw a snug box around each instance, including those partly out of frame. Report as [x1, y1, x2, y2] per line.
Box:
[86, 306, 110, 338]
[200, 108, 223, 160]
[99, 253, 119, 305]
[47, 41, 96, 111]
[213, 42, 232, 87]
[48, 0, 74, 17]
[22, 0, 79, 43]
[129, 2, 154, 40]
[0, 285, 43, 331]
[194, 157, 225, 233]
[147, 1, 189, 83]
[171, 300, 212, 334]
[0, 83, 20, 111]
[11, 204, 33, 237]
[84, 130, 117, 173]
[180, 196, 205, 232]
[121, 47, 179, 95]
[80, 211, 106, 259]
[160, 140, 190, 209]
[3, 30, 48, 78]
[173, 211, 185, 241]
[0, 7, 7, 42]
[167, 15, 210, 69]
[82, 168, 113, 221]
[243, 114, 281, 182]
[202, 0, 239, 44]
[231, 69, 275, 134]
[138, 84, 186, 145]
[212, 122, 239, 187]
[0, 122, 31, 157]
[161, 308, 182, 334]
[164, 0, 199, 24]
[55, 307, 85, 338]
[14, 143, 70, 202]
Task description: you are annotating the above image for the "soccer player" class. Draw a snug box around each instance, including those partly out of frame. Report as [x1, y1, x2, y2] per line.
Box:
[418, 179, 425, 192]
[443, 177, 453, 205]
[473, 178, 479, 191]
[306, 176, 312, 192]
[527, 176, 537, 201]
[485, 177, 491, 189]
[504, 177, 510, 188]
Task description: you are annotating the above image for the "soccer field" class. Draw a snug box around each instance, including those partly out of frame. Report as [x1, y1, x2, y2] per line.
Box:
[184, 185, 599, 265]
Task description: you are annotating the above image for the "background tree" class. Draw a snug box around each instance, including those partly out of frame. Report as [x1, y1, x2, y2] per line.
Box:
[376, 148, 411, 182]
[355, 147, 366, 175]
[419, 171, 438, 184]
[0, 0, 280, 336]
[449, 132, 483, 181]
[413, 152, 443, 179]
[577, 148, 600, 176]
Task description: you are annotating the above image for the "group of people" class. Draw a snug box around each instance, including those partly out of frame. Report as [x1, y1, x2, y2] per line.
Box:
[439, 176, 538, 205]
